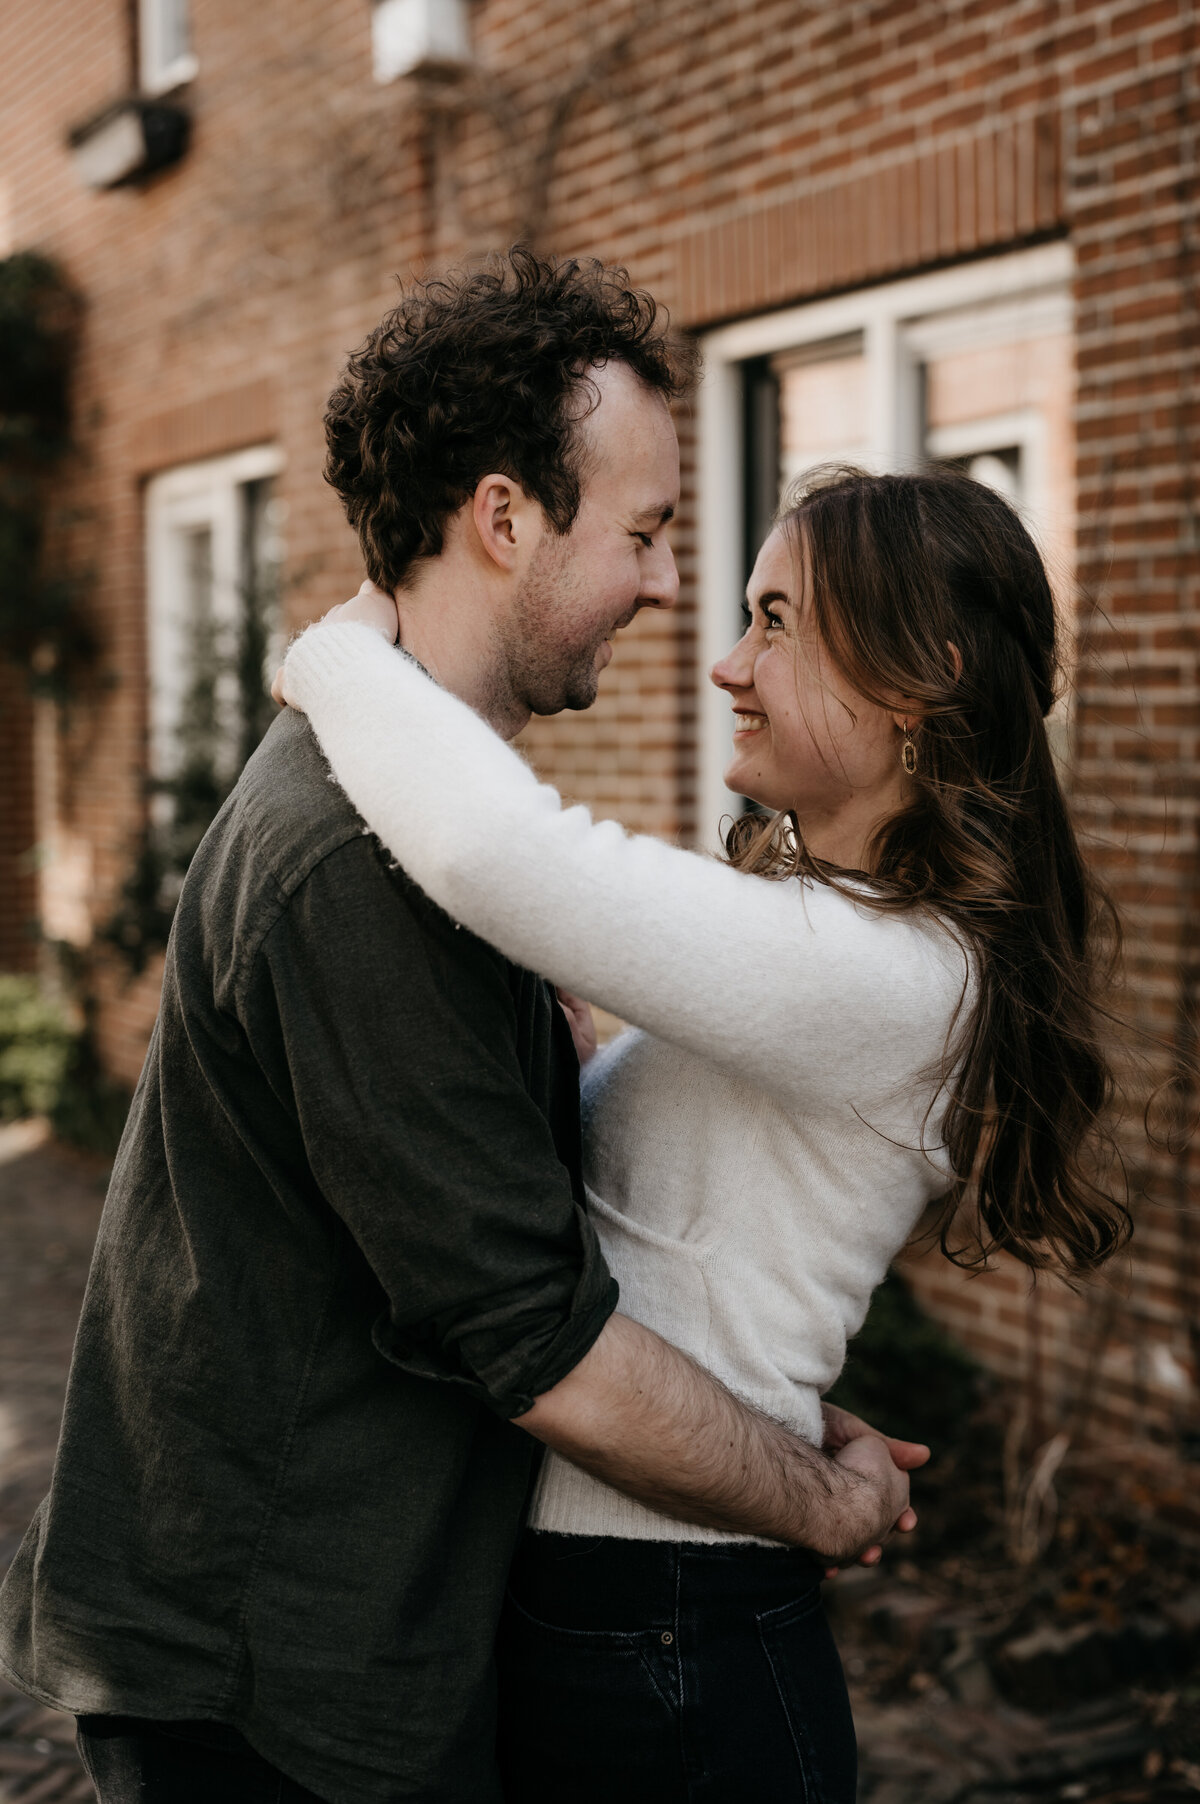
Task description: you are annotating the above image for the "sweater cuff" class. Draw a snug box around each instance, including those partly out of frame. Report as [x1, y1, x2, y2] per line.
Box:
[284, 619, 400, 711]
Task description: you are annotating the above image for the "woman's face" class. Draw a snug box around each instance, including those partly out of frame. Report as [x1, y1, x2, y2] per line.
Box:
[710, 525, 909, 859]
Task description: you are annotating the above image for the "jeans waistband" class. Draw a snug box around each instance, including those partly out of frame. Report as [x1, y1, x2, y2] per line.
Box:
[509, 1529, 825, 1633]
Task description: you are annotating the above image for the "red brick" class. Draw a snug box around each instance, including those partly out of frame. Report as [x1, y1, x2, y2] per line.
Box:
[1074, 44, 1145, 85]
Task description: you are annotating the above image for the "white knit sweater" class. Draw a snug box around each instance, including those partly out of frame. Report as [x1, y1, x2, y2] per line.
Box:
[283, 622, 976, 1543]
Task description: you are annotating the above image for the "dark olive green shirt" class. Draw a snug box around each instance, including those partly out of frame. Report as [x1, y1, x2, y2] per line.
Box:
[0, 709, 616, 1804]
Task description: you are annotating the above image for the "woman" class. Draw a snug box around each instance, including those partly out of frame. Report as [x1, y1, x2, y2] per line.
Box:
[281, 467, 1128, 1803]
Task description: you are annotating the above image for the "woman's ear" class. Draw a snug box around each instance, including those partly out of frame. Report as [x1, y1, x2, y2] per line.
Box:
[888, 646, 963, 733]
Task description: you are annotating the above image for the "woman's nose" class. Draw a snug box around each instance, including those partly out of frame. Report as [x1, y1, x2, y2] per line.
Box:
[710, 631, 753, 692]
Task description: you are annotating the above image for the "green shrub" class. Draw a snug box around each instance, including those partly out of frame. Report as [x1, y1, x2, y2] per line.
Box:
[0, 974, 76, 1119]
[826, 1268, 980, 1450]
[0, 973, 130, 1153]
[50, 1034, 131, 1156]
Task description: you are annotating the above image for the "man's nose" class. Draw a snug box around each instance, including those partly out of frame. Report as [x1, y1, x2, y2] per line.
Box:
[640, 541, 680, 611]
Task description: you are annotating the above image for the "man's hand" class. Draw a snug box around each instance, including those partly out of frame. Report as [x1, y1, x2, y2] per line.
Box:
[556, 989, 598, 1065]
[828, 1433, 914, 1564]
[821, 1401, 930, 1571]
[822, 1401, 929, 1477]
[517, 1314, 921, 1565]
[271, 581, 399, 707]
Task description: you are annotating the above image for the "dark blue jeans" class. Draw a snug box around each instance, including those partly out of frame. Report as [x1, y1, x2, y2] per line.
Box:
[75, 1716, 329, 1802]
[496, 1530, 856, 1803]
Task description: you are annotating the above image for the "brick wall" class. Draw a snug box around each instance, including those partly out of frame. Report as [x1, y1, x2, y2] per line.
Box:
[1, 0, 1197, 1441]
[1068, 0, 1200, 1445]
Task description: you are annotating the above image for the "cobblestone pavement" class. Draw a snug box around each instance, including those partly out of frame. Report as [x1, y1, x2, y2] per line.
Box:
[0, 1120, 104, 1803]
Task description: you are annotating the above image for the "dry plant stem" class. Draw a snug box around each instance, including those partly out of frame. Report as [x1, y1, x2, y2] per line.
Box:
[1004, 1403, 1072, 1568]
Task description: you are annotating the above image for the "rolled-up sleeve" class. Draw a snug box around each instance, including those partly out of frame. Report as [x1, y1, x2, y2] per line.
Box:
[256, 834, 617, 1418]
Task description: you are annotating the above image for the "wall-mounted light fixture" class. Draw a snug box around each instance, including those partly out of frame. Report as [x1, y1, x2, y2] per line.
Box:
[68, 98, 190, 190]
[371, 0, 472, 83]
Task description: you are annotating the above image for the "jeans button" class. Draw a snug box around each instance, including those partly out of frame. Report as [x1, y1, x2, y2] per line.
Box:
[660, 1631, 674, 1645]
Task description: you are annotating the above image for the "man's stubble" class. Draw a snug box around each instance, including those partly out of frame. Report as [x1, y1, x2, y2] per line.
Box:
[492, 531, 604, 722]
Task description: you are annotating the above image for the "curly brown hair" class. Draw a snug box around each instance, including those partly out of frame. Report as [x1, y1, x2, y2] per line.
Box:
[324, 247, 696, 590]
[726, 465, 1130, 1281]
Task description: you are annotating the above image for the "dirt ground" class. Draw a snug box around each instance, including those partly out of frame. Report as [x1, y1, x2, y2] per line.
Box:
[1, 1117, 1199, 1803]
[825, 1401, 1200, 1799]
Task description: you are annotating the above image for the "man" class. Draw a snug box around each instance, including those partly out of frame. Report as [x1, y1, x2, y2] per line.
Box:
[0, 251, 922, 1804]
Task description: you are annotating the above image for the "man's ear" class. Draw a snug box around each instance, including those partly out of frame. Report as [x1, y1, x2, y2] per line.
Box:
[470, 473, 538, 572]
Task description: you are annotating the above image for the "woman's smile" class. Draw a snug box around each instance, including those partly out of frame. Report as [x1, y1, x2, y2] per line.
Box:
[732, 710, 767, 735]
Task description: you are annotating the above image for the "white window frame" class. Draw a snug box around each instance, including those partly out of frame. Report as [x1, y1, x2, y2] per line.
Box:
[924, 410, 1047, 510]
[144, 444, 283, 789]
[139, 0, 197, 96]
[695, 240, 1075, 846]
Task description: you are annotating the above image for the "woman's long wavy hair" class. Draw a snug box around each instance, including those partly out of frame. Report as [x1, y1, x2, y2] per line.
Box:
[725, 465, 1130, 1279]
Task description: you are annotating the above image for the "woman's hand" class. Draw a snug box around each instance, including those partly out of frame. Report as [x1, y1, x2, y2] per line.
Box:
[557, 989, 598, 1066]
[271, 581, 399, 707]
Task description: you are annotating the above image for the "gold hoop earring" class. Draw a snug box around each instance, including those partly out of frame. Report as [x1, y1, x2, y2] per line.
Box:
[901, 726, 917, 775]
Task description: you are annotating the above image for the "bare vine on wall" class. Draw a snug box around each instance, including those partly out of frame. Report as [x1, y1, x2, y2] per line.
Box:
[0, 252, 94, 700]
[411, 0, 741, 257]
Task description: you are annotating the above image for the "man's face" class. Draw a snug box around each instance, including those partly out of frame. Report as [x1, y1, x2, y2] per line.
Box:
[497, 361, 681, 717]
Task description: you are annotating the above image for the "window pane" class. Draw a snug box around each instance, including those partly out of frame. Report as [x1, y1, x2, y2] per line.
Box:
[938, 447, 1023, 506]
[183, 524, 212, 621]
[176, 523, 225, 784]
[143, 451, 283, 925]
[237, 477, 282, 768]
[774, 337, 868, 492]
[921, 327, 1075, 617]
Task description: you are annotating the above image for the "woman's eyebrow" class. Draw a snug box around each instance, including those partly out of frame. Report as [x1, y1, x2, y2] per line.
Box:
[745, 589, 792, 609]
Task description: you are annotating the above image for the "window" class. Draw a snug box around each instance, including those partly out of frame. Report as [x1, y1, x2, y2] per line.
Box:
[139, 0, 197, 96]
[696, 242, 1075, 842]
[144, 446, 284, 810]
